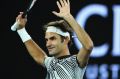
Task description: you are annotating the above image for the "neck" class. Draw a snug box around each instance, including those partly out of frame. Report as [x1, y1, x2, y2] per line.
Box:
[55, 45, 70, 58]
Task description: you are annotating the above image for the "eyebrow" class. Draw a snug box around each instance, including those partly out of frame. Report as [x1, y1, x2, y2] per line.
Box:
[45, 35, 56, 40]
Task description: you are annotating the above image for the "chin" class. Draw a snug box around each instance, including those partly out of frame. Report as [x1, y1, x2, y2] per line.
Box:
[49, 51, 55, 55]
[49, 52, 57, 56]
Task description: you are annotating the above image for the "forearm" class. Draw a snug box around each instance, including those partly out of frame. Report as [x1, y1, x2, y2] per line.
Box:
[17, 28, 47, 66]
[24, 40, 47, 66]
[53, 0, 93, 67]
[63, 14, 94, 67]
[63, 14, 94, 50]
[11, 12, 47, 66]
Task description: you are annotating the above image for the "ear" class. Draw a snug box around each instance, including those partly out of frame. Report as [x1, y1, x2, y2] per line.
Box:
[64, 36, 70, 44]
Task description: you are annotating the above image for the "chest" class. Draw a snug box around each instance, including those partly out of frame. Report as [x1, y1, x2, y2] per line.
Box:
[47, 59, 76, 78]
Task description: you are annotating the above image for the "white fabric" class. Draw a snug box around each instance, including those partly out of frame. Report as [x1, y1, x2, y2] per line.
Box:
[17, 28, 31, 42]
[46, 26, 70, 39]
[57, 63, 72, 79]
[44, 55, 86, 79]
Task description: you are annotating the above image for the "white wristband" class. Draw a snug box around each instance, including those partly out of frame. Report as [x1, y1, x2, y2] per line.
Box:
[17, 28, 31, 42]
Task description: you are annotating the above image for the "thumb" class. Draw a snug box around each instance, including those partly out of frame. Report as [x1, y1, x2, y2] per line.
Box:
[52, 11, 59, 16]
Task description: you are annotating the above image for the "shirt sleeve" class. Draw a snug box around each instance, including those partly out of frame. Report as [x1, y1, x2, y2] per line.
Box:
[67, 55, 87, 68]
[69, 55, 87, 78]
[44, 57, 54, 68]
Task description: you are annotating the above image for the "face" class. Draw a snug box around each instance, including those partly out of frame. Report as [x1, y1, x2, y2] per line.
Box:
[45, 32, 65, 56]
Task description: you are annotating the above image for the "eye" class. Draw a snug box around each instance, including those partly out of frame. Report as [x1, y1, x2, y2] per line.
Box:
[50, 36, 56, 40]
[45, 38, 48, 42]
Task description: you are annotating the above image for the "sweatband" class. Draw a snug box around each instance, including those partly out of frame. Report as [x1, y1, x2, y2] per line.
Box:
[17, 28, 31, 42]
[46, 26, 70, 39]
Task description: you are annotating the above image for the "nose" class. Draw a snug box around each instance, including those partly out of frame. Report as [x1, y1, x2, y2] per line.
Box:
[46, 40, 52, 47]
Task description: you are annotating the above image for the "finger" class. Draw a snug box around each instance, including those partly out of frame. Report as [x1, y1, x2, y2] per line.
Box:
[59, 0, 65, 7]
[52, 11, 59, 16]
[67, 0, 70, 6]
[16, 15, 21, 21]
[63, 0, 67, 5]
[16, 13, 23, 21]
[57, 1, 61, 9]
[19, 12, 24, 14]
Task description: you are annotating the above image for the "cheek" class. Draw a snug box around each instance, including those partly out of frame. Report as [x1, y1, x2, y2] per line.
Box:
[53, 38, 63, 48]
[54, 41, 60, 48]
[57, 42, 64, 49]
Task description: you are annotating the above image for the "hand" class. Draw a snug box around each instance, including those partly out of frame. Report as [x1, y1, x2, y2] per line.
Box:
[52, 0, 71, 18]
[16, 12, 27, 30]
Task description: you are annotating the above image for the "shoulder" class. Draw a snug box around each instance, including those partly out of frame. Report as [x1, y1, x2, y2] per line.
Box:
[59, 55, 78, 67]
[44, 56, 54, 68]
[68, 55, 87, 69]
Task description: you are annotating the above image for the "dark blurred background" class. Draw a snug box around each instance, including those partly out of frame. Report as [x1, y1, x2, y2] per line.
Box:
[0, 0, 120, 79]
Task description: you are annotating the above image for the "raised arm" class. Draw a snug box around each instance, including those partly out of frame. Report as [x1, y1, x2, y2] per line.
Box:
[13, 12, 47, 66]
[52, 0, 94, 68]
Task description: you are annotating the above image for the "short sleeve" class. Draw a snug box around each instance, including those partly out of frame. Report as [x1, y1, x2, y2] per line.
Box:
[65, 55, 78, 67]
[67, 55, 87, 68]
[44, 57, 54, 68]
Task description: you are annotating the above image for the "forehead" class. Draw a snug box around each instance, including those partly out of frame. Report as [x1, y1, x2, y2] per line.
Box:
[45, 32, 60, 38]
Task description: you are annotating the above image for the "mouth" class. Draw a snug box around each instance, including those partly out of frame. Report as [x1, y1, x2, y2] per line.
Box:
[47, 47, 54, 51]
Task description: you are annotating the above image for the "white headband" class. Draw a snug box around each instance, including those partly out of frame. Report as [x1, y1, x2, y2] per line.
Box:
[46, 26, 70, 39]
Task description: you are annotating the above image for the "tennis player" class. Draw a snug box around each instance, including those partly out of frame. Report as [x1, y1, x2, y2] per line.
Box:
[12, 0, 94, 78]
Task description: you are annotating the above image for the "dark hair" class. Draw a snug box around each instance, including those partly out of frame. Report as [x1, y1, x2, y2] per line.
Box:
[43, 19, 73, 47]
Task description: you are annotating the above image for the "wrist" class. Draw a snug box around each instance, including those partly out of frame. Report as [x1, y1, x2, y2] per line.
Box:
[16, 25, 25, 30]
[63, 14, 73, 20]
[17, 28, 31, 42]
[63, 14, 74, 23]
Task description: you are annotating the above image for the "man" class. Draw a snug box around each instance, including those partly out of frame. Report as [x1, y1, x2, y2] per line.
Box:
[12, 0, 94, 78]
